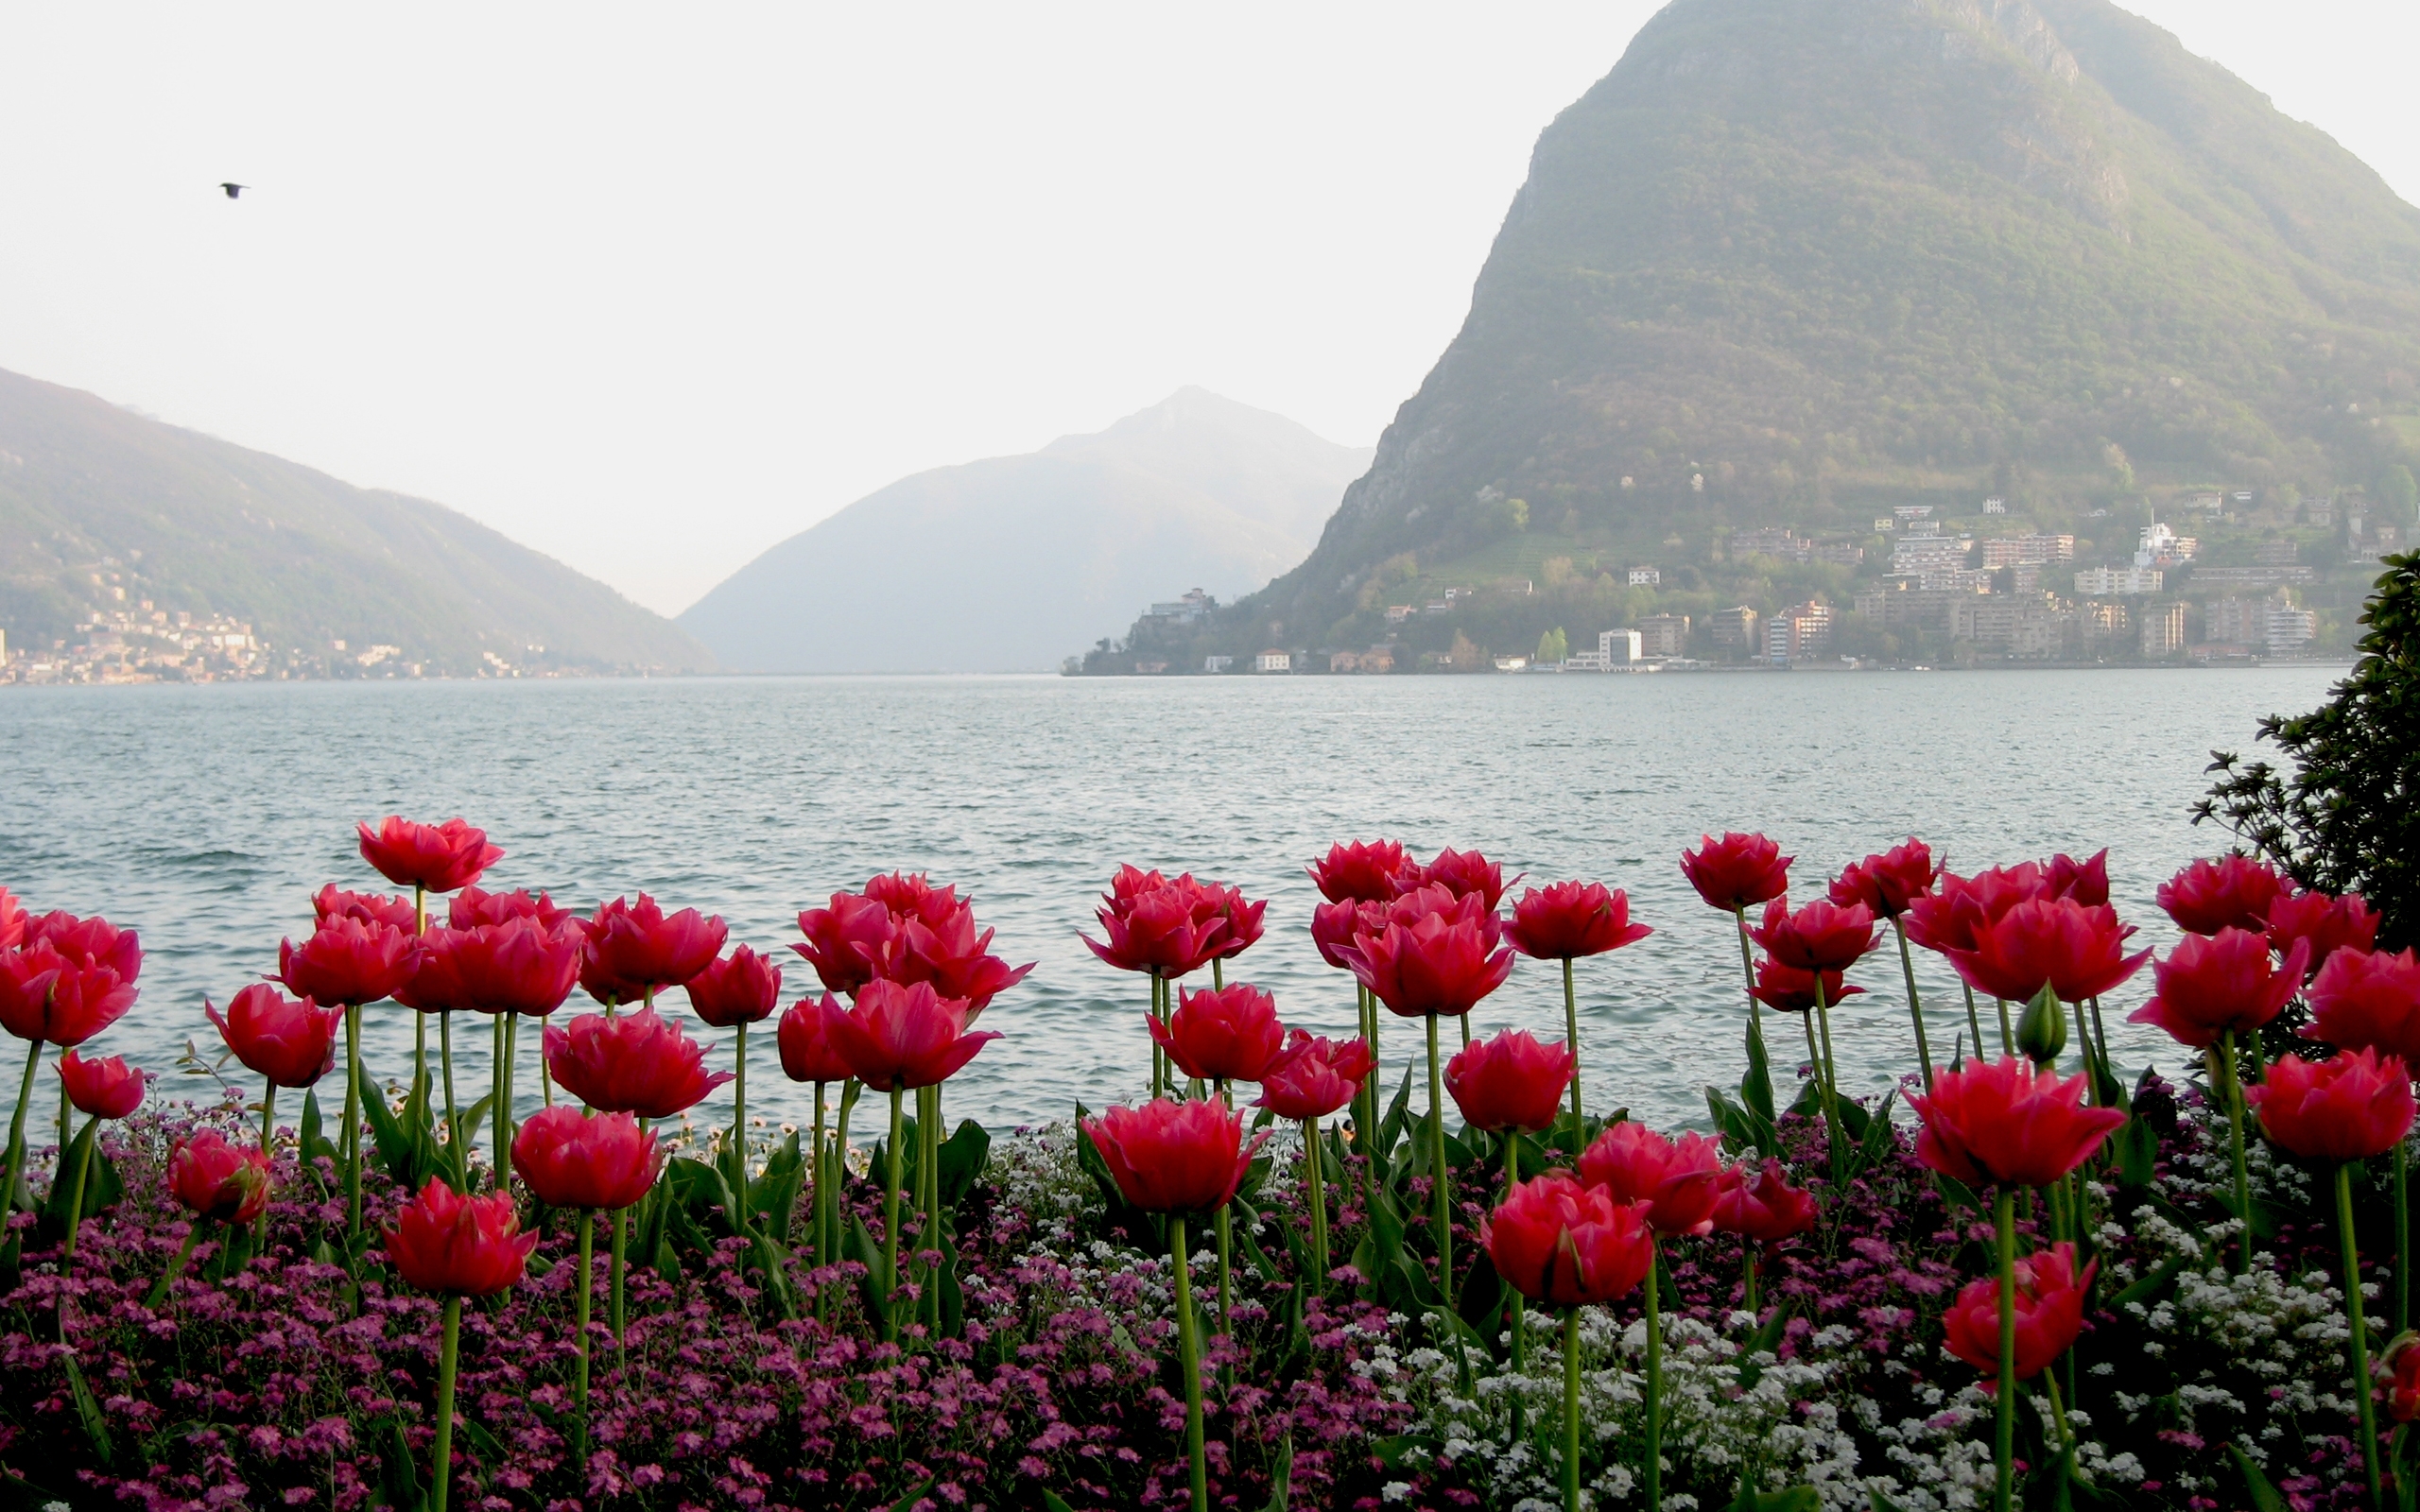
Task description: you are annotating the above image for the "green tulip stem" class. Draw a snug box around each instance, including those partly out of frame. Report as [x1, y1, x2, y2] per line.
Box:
[2071, 999, 2099, 1104]
[2339, 1160, 2387, 1512]
[60, 1111, 96, 1261]
[1214, 1078, 1234, 1338]
[2, 1037, 43, 1212]
[430, 1295, 461, 1512]
[1893, 919, 1934, 1094]
[732, 1022, 749, 1164]
[609, 1203, 628, 1373]
[414, 886, 430, 1090]
[1150, 971, 1167, 1100]
[255, 1084, 277, 1247]
[343, 1004, 364, 1236]
[57, 1057, 68, 1173]
[490, 1014, 509, 1191]
[1645, 1244, 1665, 1512]
[1809, 978, 1844, 1162]
[1562, 958, 1583, 1127]
[1730, 904, 1762, 1041]
[2087, 995, 2114, 1085]
[882, 1085, 904, 1342]
[1562, 1307, 1582, 1512]
[439, 1011, 462, 1180]
[1212, 958, 1223, 990]
[2043, 1366, 2078, 1480]
[924, 1082, 942, 1333]
[572, 1209, 594, 1465]
[1426, 1013, 1454, 1304]
[1506, 1132, 1527, 1377]
[145, 1220, 207, 1310]
[1961, 983, 1987, 1069]
[2397, 1141, 2411, 1339]
[831, 1081, 857, 1284]
[2219, 1030, 2253, 1276]
[808, 1081, 827, 1283]
[1304, 1116, 1328, 1297]
[502, 1014, 520, 1183]
[1994, 1186, 2015, 1512]
[1459, 1012, 1471, 1049]
[1994, 997, 2013, 1057]
[1170, 1212, 1207, 1512]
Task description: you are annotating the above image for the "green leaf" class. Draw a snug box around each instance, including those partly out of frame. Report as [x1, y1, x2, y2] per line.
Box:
[1369, 1434, 1439, 1469]
[850, 1213, 890, 1321]
[1742, 1017, 1777, 1125]
[938, 1221, 964, 1338]
[937, 1119, 991, 1210]
[1931, 1171, 1982, 1211]
[376, 1417, 426, 1511]
[1260, 1431, 1294, 1512]
[1738, 1303, 1792, 1388]
[42, 1118, 122, 1229]
[1041, 1494, 1078, 1512]
[885, 1477, 937, 1512]
[2110, 1253, 2189, 1312]
[2228, 1445, 2288, 1512]
[1728, 1483, 1821, 1512]
[1870, 1490, 1912, 1512]
[61, 1349, 112, 1466]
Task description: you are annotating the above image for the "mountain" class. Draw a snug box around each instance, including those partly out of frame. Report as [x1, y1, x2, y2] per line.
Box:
[1214, 0, 2420, 658]
[0, 368, 712, 674]
[679, 388, 1371, 672]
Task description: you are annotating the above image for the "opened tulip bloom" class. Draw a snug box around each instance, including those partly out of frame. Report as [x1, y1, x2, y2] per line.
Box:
[1910, 1056, 2124, 1190]
[1943, 898, 2149, 1005]
[356, 816, 504, 896]
[546, 1005, 735, 1117]
[1201, 882, 1268, 969]
[1751, 897, 1878, 972]
[2303, 947, 2420, 1063]
[1311, 899, 1388, 970]
[385, 1177, 535, 1512]
[1150, 981, 1287, 1085]
[1446, 1028, 1573, 1137]
[1307, 839, 1415, 903]
[1942, 1241, 2094, 1384]
[1832, 839, 1946, 1089]
[793, 890, 899, 997]
[1580, 1122, 1722, 1235]
[1681, 833, 1791, 912]
[1081, 870, 1229, 979]
[1505, 881, 1649, 1124]
[2131, 928, 2308, 1049]
[0, 927, 142, 1208]
[1255, 1031, 1375, 1122]
[1713, 1159, 1818, 1304]
[512, 1104, 662, 1211]
[313, 884, 418, 933]
[1412, 847, 1517, 909]
[2265, 888, 2379, 975]
[447, 884, 572, 932]
[578, 894, 727, 1007]
[279, 916, 414, 1006]
[2157, 854, 2286, 936]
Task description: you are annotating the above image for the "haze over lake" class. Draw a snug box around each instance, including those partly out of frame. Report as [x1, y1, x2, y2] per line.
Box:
[0, 668, 2339, 1140]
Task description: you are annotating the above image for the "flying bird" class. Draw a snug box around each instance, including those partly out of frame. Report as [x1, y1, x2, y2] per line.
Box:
[219, 182, 246, 198]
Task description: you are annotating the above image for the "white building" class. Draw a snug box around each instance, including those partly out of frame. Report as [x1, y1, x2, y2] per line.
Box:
[1253, 650, 1290, 672]
[2074, 566, 2163, 595]
[1628, 566, 1661, 586]
[1600, 628, 1644, 666]
[1983, 496, 2008, 514]
[2263, 601, 2318, 653]
[1203, 656, 1233, 673]
[2135, 523, 2199, 569]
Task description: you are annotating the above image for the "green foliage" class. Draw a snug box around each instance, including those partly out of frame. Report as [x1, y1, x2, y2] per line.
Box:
[1536, 627, 1568, 662]
[2197, 552, 2420, 947]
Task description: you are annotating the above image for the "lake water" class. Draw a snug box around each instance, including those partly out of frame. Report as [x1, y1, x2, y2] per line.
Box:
[0, 666, 2344, 1144]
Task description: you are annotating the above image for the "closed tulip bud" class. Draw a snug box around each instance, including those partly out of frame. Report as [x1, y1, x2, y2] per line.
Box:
[2248, 1048, 2416, 1163]
[545, 1005, 735, 1118]
[1483, 1172, 1655, 1307]
[355, 816, 504, 895]
[1827, 839, 1939, 919]
[1578, 1122, 1723, 1236]
[2129, 927, 2308, 1050]
[828, 978, 1000, 1091]
[1253, 1031, 1376, 1121]
[1504, 881, 1652, 961]
[1751, 897, 1879, 974]
[511, 1105, 663, 1211]
[278, 916, 414, 1007]
[1710, 1159, 1817, 1246]
[1942, 1242, 2095, 1384]
[776, 991, 856, 1084]
[2156, 854, 2286, 936]
[2303, 947, 2420, 1064]
[1444, 1028, 1574, 1135]
[59, 1049, 145, 1120]
[207, 983, 340, 1089]
[1306, 839, 1416, 904]
[1910, 1057, 2125, 1188]
[2015, 982, 2066, 1066]
[579, 894, 728, 1005]
[1679, 833, 1791, 913]
[170, 1129, 271, 1224]
[1081, 1098, 1267, 1214]
[2385, 1333, 2420, 1423]
[1746, 957, 1864, 1016]
[2265, 889, 2380, 976]
[384, 1177, 535, 1297]
[685, 944, 783, 1028]
[1150, 982, 1288, 1083]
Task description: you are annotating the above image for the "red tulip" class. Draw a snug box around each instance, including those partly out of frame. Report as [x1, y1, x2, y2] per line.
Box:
[545, 1005, 735, 1117]
[1746, 957, 1864, 1016]
[1444, 1028, 1574, 1134]
[1310, 899, 1389, 971]
[170, 1130, 271, 1223]
[2128, 928, 2308, 1050]
[2303, 948, 2420, 1064]
[1483, 1172, 1655, 1307]
[511, 1105, 663, 1211]
[2248, 1048, 2416, 1162]
[776, 992, 856, 1084]
[383, 1177, 535, 1297]
[795, 879, 1032, 1011]
[882, 902, 1033, 1015]
[278, 916, 414, 1006]
[1680, 833, 1791, 912]
[1942, 898, 2150, 1005]
[0, 887, 20, 951]
[2387, 1335, 2420, 1423]
[1339, 892, 1515, 1019]
[1942, 1242, 2095, 1384]
[448, 885, 573, 933]
[312, 884, 417, 933]
[58, 1049, 144, 1119]
[685, 944, 783, 1028]
[1505, 881, 1652, 960]
[356, 816, 504, 895]
[827, 978, 1000, 1092]
[793, 890, 898, 997]
[863, 870, 969, 928]
[579, 895, 727, 1005]
[1579, 1122, 1723, 1235]
[1150, 982, 1288, 1083]
[2266, 889, 2380, 976]
[1082, 869, 1229, 978]
[20, 910, 143, 982]
[1750, 898, 1879, 974]
[1900, 863, 2049, 955]
[1253, 1031, 1377, 1121]
[2038, 850, 2112, 907]
[1827, 839, 1939, 919]
[1202, 882, 1268, 962]
[1307, 839, 1416, 904]
[2157, 854, 2287, 936]
[404, 917, 583, 1018]
[1081, 1097, 1268, 1213]
[1409, 848, 1518, 911]
[1910, 1057, 2125, 1188]
[1710, 1159, 1818, 1246]
[0, 943, 139, 1047]
[207, 983, 340, 1088]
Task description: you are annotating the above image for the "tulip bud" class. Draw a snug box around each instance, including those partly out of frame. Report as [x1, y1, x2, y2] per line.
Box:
[2016, 982, 2066, 1066]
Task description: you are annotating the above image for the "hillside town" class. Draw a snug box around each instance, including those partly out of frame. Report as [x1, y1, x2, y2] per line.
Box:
[0, 600, 544, 685]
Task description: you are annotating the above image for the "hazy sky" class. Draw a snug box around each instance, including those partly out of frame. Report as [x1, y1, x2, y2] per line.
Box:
[1, 3, 2411, 617]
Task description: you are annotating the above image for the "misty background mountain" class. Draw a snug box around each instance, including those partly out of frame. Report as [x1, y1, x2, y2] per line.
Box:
[1159, 0, 2420, 662]
[677, 388, 1371, 673]
[0, 368, 711, 675]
